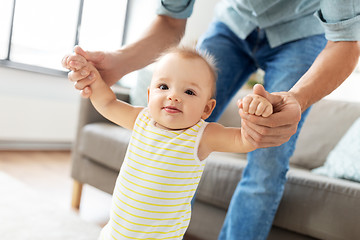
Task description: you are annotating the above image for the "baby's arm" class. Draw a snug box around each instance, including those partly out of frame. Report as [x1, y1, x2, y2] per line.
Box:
[198, 91, 273, 160]
[78, 61, 143, 130]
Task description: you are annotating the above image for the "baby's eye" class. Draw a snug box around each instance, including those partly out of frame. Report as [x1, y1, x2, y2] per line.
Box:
[185, 89, 196, 96]
[159, 84, 169, 90]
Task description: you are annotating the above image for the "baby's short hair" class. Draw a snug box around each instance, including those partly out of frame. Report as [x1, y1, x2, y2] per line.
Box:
[157, 45, 218, 98]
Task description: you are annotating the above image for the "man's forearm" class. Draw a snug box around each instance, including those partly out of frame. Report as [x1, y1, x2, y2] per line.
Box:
[289, 41, 360, 112]
[115, 15, 186, 77]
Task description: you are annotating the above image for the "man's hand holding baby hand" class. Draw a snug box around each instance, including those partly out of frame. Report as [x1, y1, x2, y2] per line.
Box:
[62, 46, 98, 97]
[62, 46, 97, 97]
[62, 45, 125, 98]
[238, 84, 301, 148]
[238, 92, 273, 118]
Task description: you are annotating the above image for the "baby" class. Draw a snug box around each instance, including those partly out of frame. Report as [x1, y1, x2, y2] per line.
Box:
[66, 46, 272, 240]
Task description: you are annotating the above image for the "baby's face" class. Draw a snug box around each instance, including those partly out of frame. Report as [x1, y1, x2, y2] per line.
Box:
[148, 53, 216, 130]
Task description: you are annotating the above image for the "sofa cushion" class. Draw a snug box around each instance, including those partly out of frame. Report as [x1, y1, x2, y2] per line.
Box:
[290, 99, 360, 170]
[274, 168, 360, 240]
[311, 117, 360, 182]
[196, 152, 247, 209]
[196, 153, 305, 210]
[79, 123, 132, 171]
[187, 201, 318, 240]
[197, 154, 360, 240]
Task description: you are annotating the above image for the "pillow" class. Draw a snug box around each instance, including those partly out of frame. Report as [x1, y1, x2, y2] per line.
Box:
[129, 68, 153, 107]
[311, 117, 360, 182]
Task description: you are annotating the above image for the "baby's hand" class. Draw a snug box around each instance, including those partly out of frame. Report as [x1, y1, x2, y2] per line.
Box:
[81, 61, 102, 85]
[65, 55, 103, 97]
[62, 48, 88, 72]
[239, 93, 273, 117]
[62, 47, 99, 96]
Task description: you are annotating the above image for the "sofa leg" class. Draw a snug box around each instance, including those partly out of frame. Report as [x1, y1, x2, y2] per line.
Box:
[71, 180, 83, 210]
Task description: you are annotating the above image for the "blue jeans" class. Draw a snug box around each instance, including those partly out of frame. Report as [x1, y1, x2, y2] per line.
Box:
[196, 22, 327, 240]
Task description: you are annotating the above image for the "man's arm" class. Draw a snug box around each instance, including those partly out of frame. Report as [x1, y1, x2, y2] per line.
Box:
[239, 0, 360, 148]
[62, 15, 186, 98]
[290, 41, 360, 111]
[117, 15, 187, 78]
[239, 41, 360, 148]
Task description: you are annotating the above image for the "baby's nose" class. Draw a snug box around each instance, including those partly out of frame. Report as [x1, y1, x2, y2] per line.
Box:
[168, 92, 181, 102]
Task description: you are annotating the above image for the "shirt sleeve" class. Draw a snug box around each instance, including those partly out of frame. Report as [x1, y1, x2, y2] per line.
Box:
[315, 0, 360, 41]
[156, 0, 196, 19]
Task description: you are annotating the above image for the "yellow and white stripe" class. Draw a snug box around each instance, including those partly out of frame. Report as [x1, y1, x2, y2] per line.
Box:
[100, 108, 208, 240]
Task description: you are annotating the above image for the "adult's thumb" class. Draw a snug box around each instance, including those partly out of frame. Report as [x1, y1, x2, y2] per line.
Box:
[74, 45, 104, 65]
[253, 84, 282, 106]
[74, 45, 88, 58]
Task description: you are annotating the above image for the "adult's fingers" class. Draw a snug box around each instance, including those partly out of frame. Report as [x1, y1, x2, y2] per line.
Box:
[79, 86, 92, 99]
[240, 118, 296, 148]
[72, 72, 95, 90]
[239, 106, 300, 128]
[253, 84, 283, 107]
[74, 45, 88, 59]
[242, 118, 297, 139]
[74, 45, 106, 68]
[62, 54, 88, 71]
[240, 122, 282, 148]
[67, 67, 91, 82]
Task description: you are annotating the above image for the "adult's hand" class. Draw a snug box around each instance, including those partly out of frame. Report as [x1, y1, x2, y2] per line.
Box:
[239, 84, 302, 148]
[62, 15, 187, 98]
[62, 46, 123, 98]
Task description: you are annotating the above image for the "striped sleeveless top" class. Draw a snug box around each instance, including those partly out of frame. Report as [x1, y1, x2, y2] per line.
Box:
[100, 108, 208, 240]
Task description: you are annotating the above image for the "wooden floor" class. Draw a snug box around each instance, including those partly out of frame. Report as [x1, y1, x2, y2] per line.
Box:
[0, 150, 198, 239]
[0, 150, 112, 227]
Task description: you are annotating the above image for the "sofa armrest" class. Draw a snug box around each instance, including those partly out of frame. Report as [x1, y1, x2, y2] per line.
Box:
[72, 86, 130, 153]
[74, 86, 130, 135]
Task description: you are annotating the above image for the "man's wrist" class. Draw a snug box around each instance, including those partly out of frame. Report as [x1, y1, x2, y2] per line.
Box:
[288, 89, 307, 113]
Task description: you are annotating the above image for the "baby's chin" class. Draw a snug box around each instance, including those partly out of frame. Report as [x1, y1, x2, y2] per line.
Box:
[154, 121, 196, 131]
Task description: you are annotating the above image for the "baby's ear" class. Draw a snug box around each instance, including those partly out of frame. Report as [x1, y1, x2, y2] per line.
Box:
[202, 99, 216, 120]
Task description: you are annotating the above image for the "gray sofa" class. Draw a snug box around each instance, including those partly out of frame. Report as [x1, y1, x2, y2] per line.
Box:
[70, 86, 360, 240]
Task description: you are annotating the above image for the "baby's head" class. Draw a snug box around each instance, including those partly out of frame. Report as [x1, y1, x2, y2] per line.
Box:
[148, 46, 217, 130]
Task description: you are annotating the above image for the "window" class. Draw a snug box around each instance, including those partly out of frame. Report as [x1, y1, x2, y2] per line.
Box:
[78, 0, 128, 52]
[0, 0, 13, 60]
[0, 0, 128, 74]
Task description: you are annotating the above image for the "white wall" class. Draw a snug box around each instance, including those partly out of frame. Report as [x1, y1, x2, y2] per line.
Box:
[325, 70, 360, 102]
[0, 66, 80, 149]
[183, 0, 219, 44]
[1, 0, 357, 150]
[124, 0, 219, 45]
[0, 0, 219, 150]
[122, 0, 219, 88]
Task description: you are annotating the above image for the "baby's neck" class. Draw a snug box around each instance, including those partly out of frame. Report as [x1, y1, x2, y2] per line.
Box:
[153, 121, 189, 132]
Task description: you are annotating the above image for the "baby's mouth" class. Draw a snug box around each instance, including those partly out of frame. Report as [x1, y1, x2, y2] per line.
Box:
[163, 106, 182, 113]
